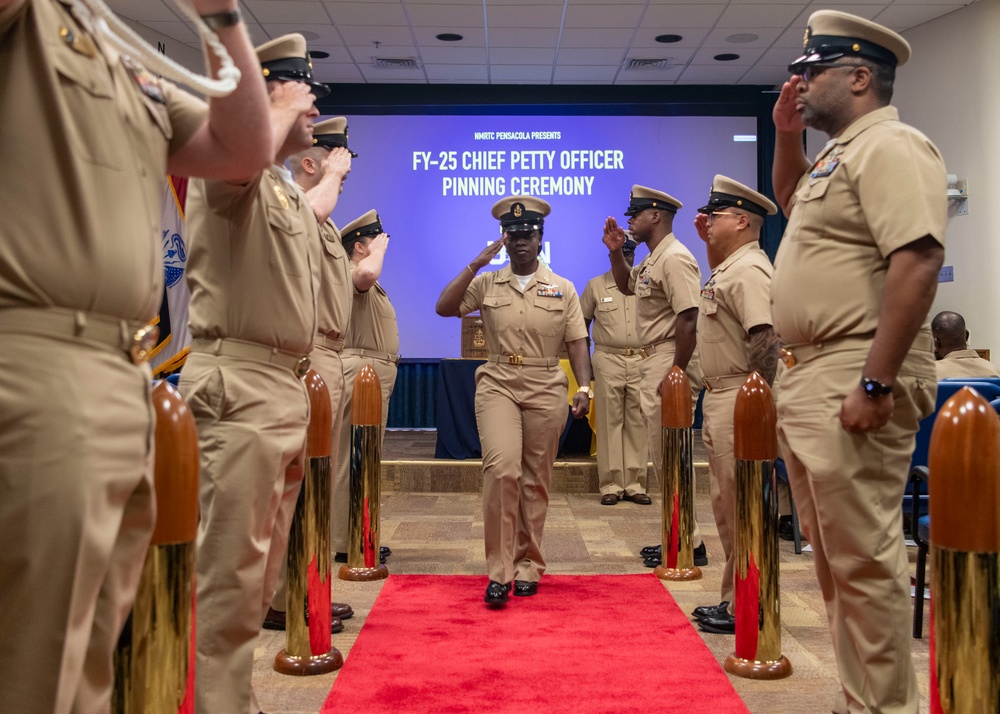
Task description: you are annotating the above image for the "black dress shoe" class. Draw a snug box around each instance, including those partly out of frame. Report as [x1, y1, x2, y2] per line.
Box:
[332, 602, 354, 620]
[484, 581, 510, 606]
[262, 607, 344, 634]
[698, 612, 736, 634]
[334, 552, 347, 563]
[640, 544, 661, 558]
[778, 516, 796, 542]
[336, 552, 388, 565]
[600, 493, 620, 506]
[693, 543, 708, 567]
[513, 580, 538, 597]
[623, 492, 653, 505]
[380, 546, 392, 558]
[691, 601, 730, 620]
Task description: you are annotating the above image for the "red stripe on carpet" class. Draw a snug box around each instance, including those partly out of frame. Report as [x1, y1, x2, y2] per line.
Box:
[323, 574, 748, 714]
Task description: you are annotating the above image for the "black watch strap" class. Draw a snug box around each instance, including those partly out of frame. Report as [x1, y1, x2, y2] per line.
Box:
[860, 377, 893, 398]
[200, 9, 242, 30]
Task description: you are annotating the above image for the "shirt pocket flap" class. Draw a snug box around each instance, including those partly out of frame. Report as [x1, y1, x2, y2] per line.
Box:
[794, 179, 830, 204]
[699, 300, 718, 316]
[267, 205, 296, 235]
[536, 299, 565, 312]
[482, 296, 513, 309]
[597, 302, 618, 313]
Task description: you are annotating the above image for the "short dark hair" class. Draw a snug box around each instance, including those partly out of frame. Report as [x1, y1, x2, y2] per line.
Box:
[859, 59, 895, 104]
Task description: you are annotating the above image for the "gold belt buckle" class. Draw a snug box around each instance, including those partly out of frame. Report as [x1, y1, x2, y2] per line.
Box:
[294, 356, 311, 378]
[508, 355, 523, 365]
[779, 347, 796, 368]
[130, 324, 159, 364]
[623, 348, 635, 356]
[639, 347, 649, 359]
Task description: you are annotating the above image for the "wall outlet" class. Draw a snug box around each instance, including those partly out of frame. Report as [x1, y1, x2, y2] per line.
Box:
[939, 265, 954, 282]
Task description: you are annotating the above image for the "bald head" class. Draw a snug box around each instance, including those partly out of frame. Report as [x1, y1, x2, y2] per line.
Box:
[931, 311, 968, 358]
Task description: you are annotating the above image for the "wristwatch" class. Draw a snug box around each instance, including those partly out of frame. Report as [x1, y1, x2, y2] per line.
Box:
[200, 8, 242, 29]
[577, 386, 594, 399]
[860, 378, 893, 398]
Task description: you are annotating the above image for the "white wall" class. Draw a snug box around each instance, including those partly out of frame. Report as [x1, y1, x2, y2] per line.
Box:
[893, 0, 1000, 356]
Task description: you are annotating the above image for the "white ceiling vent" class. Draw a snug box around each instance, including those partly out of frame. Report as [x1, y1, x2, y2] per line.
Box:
[624, 58, 674, 71]
[372, 57, 421, 70]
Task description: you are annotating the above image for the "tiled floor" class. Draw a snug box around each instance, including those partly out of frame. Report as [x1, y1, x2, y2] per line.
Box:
[253, 431, 931, 714]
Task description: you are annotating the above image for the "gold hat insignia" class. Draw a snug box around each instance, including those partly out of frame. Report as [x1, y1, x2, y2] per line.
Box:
[513, 204, 523, 217]
[803, 26, 811, 47]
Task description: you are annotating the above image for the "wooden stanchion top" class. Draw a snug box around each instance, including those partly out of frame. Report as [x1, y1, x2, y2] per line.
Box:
[733, 372, 777, 461]
[302, 369, 333, 458]
[151, 381, 199, 546]
[353, 365, 382, 426]
[661, 365, 692, 428]
[929, 386, 1000, 552]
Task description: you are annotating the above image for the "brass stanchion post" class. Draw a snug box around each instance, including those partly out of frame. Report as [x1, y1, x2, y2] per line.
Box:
[654, 365, 702, 581]
[928, 386, 1000, 713]
[724, 372, 791, 679]
[112, 381, 199, 713]
[275, 369, 343, 675]
[339, 365, 389, 581]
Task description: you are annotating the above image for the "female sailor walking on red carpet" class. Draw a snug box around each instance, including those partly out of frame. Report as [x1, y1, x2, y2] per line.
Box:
[436, 196, 591, 606]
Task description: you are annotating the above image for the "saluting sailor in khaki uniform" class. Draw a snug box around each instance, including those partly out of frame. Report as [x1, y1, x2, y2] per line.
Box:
[266, 117, 356, 631]
[686, 176, 780, 636]
[437, 196, 591, 606]
[580, 238, 648, 505]
[180, 35, 326, 714]
[931, 311, 1000, 379]
[332, 210, 400, 560]
[0, 1, 271, 712]
[602, 187, 707, 566]
[771, 12, 946, 713]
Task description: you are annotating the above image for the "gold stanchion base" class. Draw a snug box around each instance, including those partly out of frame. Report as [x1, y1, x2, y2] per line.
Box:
[274, 648, 343, 676]
[338, 564, 389, 582]
[724, 653, 792, 680]
[654, 565, 702, 581]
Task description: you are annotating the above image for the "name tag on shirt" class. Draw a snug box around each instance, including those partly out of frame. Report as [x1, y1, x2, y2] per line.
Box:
[599, 297, 613, 303]
[537, 284, 562, 298]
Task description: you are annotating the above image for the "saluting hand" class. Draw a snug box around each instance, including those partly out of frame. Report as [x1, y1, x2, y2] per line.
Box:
[839, 386, 894, 433]
[368, 232, 389, 256]
[772, 76, 806, 133]
[602, 217, 627, 252]
[693, 213, 710, 243]
[269, 81, 315, 115]
[470, 235, 507, 272]
[321, 147, 352, 182]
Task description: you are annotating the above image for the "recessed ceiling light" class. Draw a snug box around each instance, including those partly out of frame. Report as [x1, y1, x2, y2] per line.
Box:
[298, 31, 320, 41]
[655, 34, 683, 44]
[436, 33, 464, 42]
[309, 50, 330, 59]
[714, 53, 740, 62]
[725, 33, 759, 44]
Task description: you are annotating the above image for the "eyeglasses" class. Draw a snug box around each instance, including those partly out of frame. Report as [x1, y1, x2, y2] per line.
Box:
[794, 62, 865, 83]
[707, 211, 741, 225]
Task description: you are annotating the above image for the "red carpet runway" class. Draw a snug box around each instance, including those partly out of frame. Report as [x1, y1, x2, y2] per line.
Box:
[323, 574, 748, 713]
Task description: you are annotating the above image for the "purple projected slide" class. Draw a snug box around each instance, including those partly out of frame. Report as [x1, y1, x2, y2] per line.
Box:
[327, 114, 758, 358]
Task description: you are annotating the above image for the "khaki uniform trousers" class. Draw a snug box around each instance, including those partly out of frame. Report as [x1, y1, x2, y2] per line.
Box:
[331, 354, 397, 553]
[476, 364, 567, 584]
[701, 388, 738, 611]
[180, 352, 309, 714]
[777, 341, 934, 714]
[0, 333, 154, 714]
[592, 349, 647, 496]
[271, 344, 346, 610]
[639, 346, 703, 544]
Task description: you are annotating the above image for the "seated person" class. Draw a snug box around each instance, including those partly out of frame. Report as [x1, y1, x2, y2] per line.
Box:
[931, 311, 1000, 379]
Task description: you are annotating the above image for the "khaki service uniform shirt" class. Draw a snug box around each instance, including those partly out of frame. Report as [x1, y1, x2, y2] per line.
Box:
[935, 350, 1000, 380]
[0, 0, 205, 320]
[628, 234, 701, 347]
[771, 106, 947, 351]
[345, 272, 399, 357]
[317, 219, 352, 340]
[186, 169, 320, 354]
[698, 243, 773, 381]
[580, 271, 640, 350]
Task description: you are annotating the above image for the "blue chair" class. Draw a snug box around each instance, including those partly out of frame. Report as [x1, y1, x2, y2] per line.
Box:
[908, 380, 1000, 638]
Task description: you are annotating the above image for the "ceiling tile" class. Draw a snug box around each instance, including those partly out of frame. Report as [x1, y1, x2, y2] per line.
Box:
[554, 65, 619, 81]
[803, 3, 885, 20]
[350, 45, 419, 62]
[625, 48, 697, 65]
[328, 2, 408, 26]
[305, 46, 356, 63]
[559, 28, 636, 49]
[563, 4, 645, 28]
[758, 47, 802, 66]
[413, 27, 487, 45]
[491, 47, 556, 64]
[557, 48, 627, 65]
[406, 4, 486, 27]
[105, 0, 181, 22]
[425, 64, 490, 81]
[737, 66, 790, 85]
[873, 4, 962, 30]
[243, 1, 330, 24]
[677, 64, 752, 83]
[418, 46, 489, 64]
[142, 21, 199, 44]
[312, 63, 365, 82]
[338, 26, 415, 46]
[701, 27, 783, 47]
[689, 47, 767, 65]
[630, 28, 711, 48]
[715, 4, 807, 28]
[486, 5, 565, 28]
[266, 23, 343, 44]
[487, 28, 560, 47]
[489, 65, 554, 81]
[642, 4, 727, 28]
